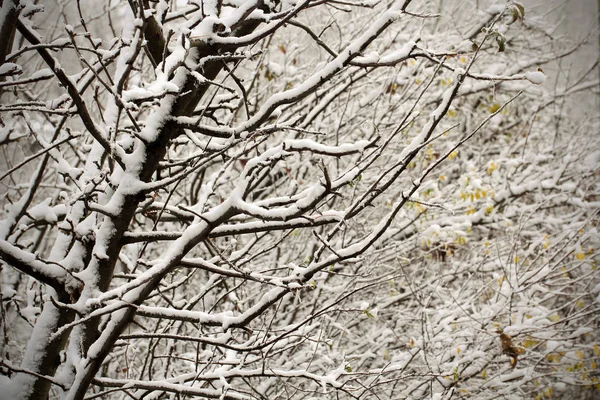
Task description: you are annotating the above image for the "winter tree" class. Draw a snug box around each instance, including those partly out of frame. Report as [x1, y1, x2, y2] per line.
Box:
[0, 0, 598, 399]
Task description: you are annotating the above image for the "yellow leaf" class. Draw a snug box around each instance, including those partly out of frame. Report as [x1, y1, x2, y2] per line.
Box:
[576, 253, 585, 260]
[449, 150, 459, 160]
[488, 103, 501, 113]
[440, 175, 447, 181]
[524, 339, 538, 348]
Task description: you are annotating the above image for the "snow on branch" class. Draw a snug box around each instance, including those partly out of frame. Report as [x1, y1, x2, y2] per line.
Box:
[0, 240, 78, 295]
